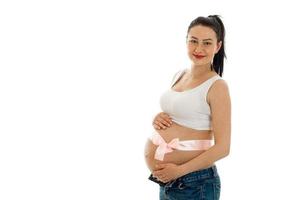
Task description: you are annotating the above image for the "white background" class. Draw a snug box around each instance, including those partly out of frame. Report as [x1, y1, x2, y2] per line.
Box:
[1, 0, 300, 199]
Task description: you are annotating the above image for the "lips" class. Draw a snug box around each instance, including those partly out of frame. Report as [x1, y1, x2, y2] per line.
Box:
[193, 54, 206, 59]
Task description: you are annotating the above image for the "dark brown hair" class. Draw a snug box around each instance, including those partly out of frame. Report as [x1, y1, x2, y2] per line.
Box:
[186, 15, 226, 77]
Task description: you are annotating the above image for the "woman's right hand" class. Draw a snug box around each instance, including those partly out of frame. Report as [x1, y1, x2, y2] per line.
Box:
[152, 112, 173, 130]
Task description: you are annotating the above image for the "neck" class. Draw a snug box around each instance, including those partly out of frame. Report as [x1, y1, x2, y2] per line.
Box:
[188, 64, 214, 80]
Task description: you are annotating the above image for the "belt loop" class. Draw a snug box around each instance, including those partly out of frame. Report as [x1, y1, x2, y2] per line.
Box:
[212, 165, 218, 177]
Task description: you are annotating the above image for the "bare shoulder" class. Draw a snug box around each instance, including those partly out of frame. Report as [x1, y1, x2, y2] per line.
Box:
[207, 78, 231, 105]
[208, 78, 231, 153]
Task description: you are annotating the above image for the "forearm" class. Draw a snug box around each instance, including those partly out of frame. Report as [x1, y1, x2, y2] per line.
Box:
[179, 145, 229, 176]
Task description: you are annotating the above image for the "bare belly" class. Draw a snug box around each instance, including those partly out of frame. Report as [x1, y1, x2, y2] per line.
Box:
[144, 121, 214, 173]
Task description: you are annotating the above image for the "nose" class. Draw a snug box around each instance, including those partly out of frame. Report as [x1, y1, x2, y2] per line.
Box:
[194, 43, 204, 53]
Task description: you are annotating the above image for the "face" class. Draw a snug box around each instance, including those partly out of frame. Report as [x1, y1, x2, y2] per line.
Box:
[186, 25, 222, 67]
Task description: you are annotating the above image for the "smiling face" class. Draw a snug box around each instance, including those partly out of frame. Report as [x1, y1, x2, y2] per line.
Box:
[186, 25, 222, 67]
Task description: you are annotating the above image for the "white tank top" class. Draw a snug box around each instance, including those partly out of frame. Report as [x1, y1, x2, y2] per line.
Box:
[159, 68, 222, 131]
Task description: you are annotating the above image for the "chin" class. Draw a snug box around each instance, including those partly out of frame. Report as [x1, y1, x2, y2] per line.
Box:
[192, 59, 207, 65]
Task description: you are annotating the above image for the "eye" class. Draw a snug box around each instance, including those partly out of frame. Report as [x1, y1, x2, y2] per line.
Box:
[203, 42, 212, 46]
[189, 39, 198, 43]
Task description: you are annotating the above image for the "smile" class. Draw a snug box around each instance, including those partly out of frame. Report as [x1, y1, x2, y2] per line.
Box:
[193, 54, 206, 59]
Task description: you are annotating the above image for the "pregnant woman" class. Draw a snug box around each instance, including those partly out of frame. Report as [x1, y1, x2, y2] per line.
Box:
[144, 15, 231, 200]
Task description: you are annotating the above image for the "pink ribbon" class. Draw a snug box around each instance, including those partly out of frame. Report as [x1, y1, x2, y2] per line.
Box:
[151, 133, 180, 161]
[150, 132, 213, 161]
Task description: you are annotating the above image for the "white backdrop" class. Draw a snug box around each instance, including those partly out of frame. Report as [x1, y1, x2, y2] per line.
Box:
[1, 0, 300, 199]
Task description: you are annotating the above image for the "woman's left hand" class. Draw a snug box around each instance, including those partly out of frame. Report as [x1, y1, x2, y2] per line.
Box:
[152, 163, 184, 183]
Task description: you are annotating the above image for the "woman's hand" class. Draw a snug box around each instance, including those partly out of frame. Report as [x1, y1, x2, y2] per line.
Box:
[152, 163, 184, 183]
[152, 112, 173, 130]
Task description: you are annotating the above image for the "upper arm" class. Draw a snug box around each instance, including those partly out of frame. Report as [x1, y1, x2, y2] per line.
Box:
[207, 79, 231, 154]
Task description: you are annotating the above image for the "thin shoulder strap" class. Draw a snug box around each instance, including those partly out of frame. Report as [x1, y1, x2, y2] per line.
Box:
[170, 69, 186, 87]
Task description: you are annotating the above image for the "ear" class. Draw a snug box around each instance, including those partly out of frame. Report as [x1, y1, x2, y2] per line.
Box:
[215, 41, 222, 54]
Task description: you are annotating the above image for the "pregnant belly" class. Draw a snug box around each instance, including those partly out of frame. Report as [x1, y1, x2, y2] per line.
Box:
[144, 122, 214, 173]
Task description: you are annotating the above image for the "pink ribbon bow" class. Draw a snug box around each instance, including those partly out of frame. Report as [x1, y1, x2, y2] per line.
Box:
[152, 133, 180, 161]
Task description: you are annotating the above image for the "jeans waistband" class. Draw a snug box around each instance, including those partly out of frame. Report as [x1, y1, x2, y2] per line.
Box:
[178, 164, 219, 183]
[148, 164, 218, 187]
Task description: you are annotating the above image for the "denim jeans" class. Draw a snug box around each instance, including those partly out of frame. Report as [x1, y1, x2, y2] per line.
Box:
[148, 165, 221, 200]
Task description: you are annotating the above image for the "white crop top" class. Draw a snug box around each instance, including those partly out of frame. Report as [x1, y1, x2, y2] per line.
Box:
[159, 68, 222, 131]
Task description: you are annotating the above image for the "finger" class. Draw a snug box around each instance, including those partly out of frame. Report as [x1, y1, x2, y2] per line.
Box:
[152, 119, 158, 125]
[154, 120, 167, 129]
[155, 164, 166, 169]
[161, 177, 169, 183]
[157, 117, 171, 127]
[157, 174, 166, 179]
[159, 122, 167, 129]
[153, 120, 162, 126]
[153, 124, 161, 130]
[153, 121, 166, 129]
[160, 116, 173, 126]
[153, 113, 171, 127]
[158, 116, 171, 125]
[162, 178, 169, 183]
[155, 165, 164, 170]
[153, 171, 163, 177]
[154, 112, 163, 119]
[161, 113, 173, 122]
[154, 112, 165, 121]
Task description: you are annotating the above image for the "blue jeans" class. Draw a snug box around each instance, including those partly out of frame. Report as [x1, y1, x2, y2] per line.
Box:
[148, 165, 221, 200]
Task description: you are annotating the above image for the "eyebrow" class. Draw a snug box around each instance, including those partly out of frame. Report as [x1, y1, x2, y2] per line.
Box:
[190, 36, 213, 41]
